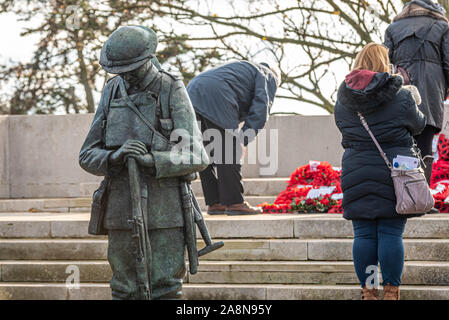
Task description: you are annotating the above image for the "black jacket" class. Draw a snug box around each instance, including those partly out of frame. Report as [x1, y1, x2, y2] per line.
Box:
[186, 61, 277, 144]
[334, 71, 426, 220]
[384, 1, 449, 130]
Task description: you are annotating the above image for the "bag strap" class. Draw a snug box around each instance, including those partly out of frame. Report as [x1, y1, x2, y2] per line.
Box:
[157, 72, 174, 140]
[117, 77, 169, 143]
[357, 112, 393, 169]
[160, 72, 172, 120]
[101, 76, 120, 139]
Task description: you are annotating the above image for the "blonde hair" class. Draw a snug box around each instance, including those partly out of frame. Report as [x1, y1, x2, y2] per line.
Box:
[353, 43, 390, 73]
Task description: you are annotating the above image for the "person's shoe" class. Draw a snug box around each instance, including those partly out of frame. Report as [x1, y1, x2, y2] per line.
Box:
[225, 201, 263, 215]
[207, 203, 227, 215]
[427, 207, 440, 214]
[383, 284, 400, 300]
[362, 286, 379, 300]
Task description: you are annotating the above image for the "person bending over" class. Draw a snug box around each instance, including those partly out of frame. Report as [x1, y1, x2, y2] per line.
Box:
[187, 60, 279, 215]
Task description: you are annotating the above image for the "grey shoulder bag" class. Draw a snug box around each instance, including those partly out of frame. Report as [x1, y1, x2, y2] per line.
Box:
[358, 112, 434, 214]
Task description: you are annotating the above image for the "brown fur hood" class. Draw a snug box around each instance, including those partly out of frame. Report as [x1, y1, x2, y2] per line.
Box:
[394, 1, 448, 23]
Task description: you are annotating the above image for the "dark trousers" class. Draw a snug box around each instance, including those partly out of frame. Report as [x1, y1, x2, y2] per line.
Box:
[196, 113, 244, 206]
[352, 218, 407, 288]
[415, 125, 438, 157]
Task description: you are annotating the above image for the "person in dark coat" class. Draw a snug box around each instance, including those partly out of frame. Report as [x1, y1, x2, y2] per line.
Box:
[384, 0, 449, 183]
[334, 43, 426, 300]
[187, 60, 278, 215]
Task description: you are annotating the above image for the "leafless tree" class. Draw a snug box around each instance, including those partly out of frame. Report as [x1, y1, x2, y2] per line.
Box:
[1, 0, 448, 114]
[147, 0, 448, 113]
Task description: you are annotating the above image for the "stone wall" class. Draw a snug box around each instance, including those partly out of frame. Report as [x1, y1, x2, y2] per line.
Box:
[0, 114, 344, 198]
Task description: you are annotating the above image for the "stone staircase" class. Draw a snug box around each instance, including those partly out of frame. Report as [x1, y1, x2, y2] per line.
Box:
[1, 178, 449, 300]
[0, 178, 283, 213]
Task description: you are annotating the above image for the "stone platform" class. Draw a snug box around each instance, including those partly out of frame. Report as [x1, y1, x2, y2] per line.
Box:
[1, 212, 449, 300]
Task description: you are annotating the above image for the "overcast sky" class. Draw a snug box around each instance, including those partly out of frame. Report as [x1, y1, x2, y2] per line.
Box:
[0, 13, 35, 65]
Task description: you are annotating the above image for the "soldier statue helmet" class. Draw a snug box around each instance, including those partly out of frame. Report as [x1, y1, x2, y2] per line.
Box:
[99, 25, 158, 74]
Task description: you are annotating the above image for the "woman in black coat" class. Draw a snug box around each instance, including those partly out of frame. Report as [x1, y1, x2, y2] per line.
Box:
[384, 0, 449, 182]
[334, 43, 426, 300]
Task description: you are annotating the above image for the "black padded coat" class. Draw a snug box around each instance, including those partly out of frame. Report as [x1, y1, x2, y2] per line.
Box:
[334, 71, 426, 220]
[384, 1, 449, 130]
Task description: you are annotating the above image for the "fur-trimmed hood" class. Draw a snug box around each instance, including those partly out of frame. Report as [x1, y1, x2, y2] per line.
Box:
[337, 70, 404, 115]
[394, 1, 448, 22]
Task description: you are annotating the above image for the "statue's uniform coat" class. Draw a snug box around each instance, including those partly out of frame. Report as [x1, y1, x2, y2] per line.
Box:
[79, 66, 209, 299]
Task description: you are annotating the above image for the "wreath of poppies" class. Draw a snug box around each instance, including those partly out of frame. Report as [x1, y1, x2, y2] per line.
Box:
[259, 161, 343, 214]
[287, 161, 341, 188]
[259, 148, 449, 214]
[430, 134, 449, 213]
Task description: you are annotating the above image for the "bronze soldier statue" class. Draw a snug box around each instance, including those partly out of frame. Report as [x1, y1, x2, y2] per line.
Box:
[79, 26, 216, 300]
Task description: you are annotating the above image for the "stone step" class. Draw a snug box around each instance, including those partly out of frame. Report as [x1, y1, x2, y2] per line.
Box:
[1, 283, 449, 300]
[80, 177, 289, 197]
[201, 239, 449, 262]
[2, 238, 449, 261]
[0, 196, 277, 213]
[189, 261, 449, 286]
[196, 196, 276, 211]
[2, 213, 449, 239]
[0, 239, 108, 260]
[192, 178, 288, 197]
[1, 260, 449, 286]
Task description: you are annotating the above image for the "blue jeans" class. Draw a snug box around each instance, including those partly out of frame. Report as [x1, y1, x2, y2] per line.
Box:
[352, 218, 407, 288]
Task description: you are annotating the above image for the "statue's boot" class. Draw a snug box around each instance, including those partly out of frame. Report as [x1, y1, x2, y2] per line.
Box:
[155, 290, 185, 300]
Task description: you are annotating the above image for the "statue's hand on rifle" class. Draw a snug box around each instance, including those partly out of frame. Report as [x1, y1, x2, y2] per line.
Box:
[125, 153, 155, 168]
[109, 139, 148, 165]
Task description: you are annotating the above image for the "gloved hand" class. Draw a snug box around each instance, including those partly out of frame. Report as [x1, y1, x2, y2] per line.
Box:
[109, 140, 148, 165]
[125, 153, 155, 168]
[403, 85, 422, 105]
